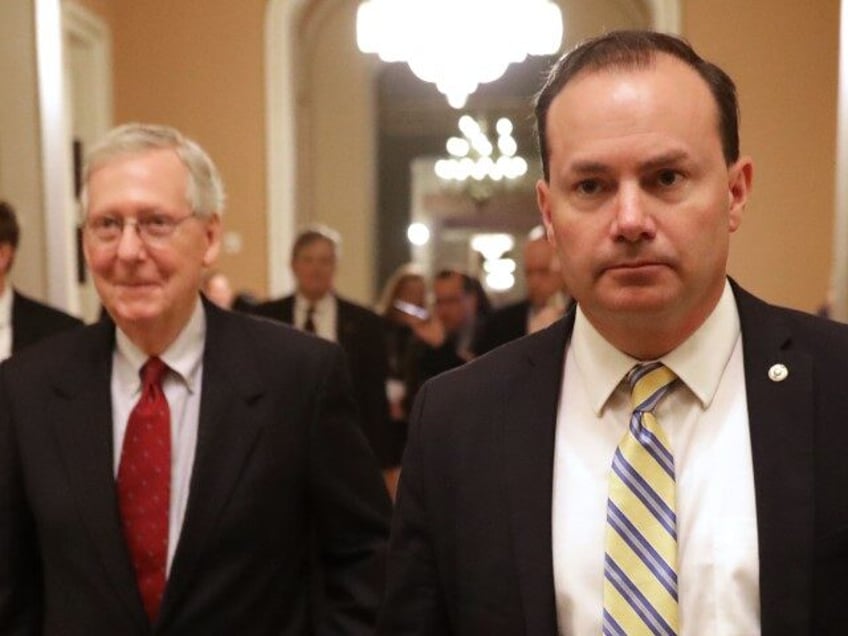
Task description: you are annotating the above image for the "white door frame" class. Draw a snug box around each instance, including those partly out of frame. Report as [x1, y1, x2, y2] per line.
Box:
[35, 0, 77, 312]
[832, 0, 848, 321]
[61, 1, 113, 321]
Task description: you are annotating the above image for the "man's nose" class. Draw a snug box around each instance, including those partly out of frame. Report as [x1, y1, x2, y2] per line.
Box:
[115, 220, 147, 259]
[611, 183, 656, 243]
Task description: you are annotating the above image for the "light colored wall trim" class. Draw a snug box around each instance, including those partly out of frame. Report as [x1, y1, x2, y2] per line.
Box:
[266, 0, 310, 297]
[62, 2, 112, 141]
[832, 0, 848, 322]
[62, 0, 112, 321]
[35, 0, 78, 312]
[0, 0, 44, 298]
[647, 0, 681, 33]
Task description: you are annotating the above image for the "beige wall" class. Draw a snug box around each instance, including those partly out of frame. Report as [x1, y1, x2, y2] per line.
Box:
[59, 0, 841, 312]
[684, 0, 839, 312]
[0, 0, 44, 297]
[302, 0, 377, 303]
[110, 0, 269, 299]
[67, 0, 114, 24]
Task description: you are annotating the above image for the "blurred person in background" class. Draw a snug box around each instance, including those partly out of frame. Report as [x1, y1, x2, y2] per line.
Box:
[253, 226, 394, 478]
[407, 268, 487, 395]
[0, 199, 82, 362]
[201, 269, 235, 309]
[474, 226, 571, 355]
[375, 263, 428, 500]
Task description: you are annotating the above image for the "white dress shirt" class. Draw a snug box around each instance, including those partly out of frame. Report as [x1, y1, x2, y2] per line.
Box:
[552, 281, 760, 635]
[111, 299, 205, 575]
[0, 285, 11, 361]
[295, 292, 338, 342]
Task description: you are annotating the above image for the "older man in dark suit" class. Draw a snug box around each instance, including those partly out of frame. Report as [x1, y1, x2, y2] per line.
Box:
[380, 31, 848, 635]
[473, 227, 569, 356]
[0, 200, 82, 361]
[0, 124, 390, 635]
[253, 227, 394, 479]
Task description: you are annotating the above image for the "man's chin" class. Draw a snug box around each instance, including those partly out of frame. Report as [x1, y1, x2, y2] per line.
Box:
[108, 301, 162, 328]
[595, 285, 678, 316]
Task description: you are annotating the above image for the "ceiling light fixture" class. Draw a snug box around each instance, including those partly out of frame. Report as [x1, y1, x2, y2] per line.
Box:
[435, 115, 528, 183]
[356, 0, 563, 108]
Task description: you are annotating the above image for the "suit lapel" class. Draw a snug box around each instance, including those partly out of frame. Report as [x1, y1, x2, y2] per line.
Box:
[500, 314, 573, 635]
[47, 320, 147, 625]
[159, 303, 265, 622]
[335, 297, 355, 350]
[11, 291, 35, 352]
[280, 296, 294, 325]
[733, 282, 814, 632]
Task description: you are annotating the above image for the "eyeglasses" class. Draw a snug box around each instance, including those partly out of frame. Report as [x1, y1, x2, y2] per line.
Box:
[84, 213, 198, 247]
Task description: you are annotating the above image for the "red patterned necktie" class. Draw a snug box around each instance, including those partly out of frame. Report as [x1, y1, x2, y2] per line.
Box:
[117, 356, 171, 622]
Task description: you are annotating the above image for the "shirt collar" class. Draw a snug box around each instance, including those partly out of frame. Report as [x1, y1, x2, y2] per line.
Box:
[0, 285, 11, 328]
[115, 298, 206, 395]
[295, 292, 334, 314]
[572, 280, 740, 415]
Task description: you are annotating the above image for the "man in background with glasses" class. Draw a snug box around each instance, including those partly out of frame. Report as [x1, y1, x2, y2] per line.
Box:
[0, 123, 390, 634]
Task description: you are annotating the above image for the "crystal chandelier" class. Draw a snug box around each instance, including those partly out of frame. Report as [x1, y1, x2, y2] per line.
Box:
[356, 0, 563, 108]
[434, 115, 528, 183]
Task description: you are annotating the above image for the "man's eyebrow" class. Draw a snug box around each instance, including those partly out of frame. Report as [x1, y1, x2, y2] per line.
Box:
[566, 151, 692, 176]
[638, 150, 690, 172]
[568, 160, 611, 175]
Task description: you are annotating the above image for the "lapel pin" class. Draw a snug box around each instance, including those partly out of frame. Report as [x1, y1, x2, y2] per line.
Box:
[768, 363, 788, 382]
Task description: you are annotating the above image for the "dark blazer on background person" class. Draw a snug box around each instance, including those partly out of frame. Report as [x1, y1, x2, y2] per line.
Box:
[11, 289, 83, 353]
[379, 280, 848, 635]
[253, 294, 394, 467]
[472, 299, 531, 356]
[0, 300, 391, 635]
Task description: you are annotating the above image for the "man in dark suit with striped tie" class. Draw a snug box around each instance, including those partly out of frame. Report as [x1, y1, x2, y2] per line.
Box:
[380, 30, 848, 635]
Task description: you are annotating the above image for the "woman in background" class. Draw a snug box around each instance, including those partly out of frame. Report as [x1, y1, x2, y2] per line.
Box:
[375, 264, 428, 500]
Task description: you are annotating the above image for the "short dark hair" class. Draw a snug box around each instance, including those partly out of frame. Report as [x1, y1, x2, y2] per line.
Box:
[290, 225, 341, 262]
[434, 268, 475, 293]
[0, 200, 20, 249]
[534, 30, 740, 181]
[434, 269, 492, 317]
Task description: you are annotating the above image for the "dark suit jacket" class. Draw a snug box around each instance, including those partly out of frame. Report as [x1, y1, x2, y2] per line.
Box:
[10, 289, 83, 354]
[0, 300, 391, 635]
[379, 281, 848, 635]
[472, 300, 530, 355]
[252, 295, 394, 467]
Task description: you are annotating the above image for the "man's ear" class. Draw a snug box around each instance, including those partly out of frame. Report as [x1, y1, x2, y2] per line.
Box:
[0, 243, 14, 275]
[201, 214, 222, 267]
[536, 178, 556, 246]
[728, 156, 753, 233]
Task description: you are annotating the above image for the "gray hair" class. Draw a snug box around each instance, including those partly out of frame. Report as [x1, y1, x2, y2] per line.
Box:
[80, 123, 226, 218]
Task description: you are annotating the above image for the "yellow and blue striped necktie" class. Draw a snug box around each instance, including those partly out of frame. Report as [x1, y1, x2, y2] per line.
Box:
[603, 362, 680, 636]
